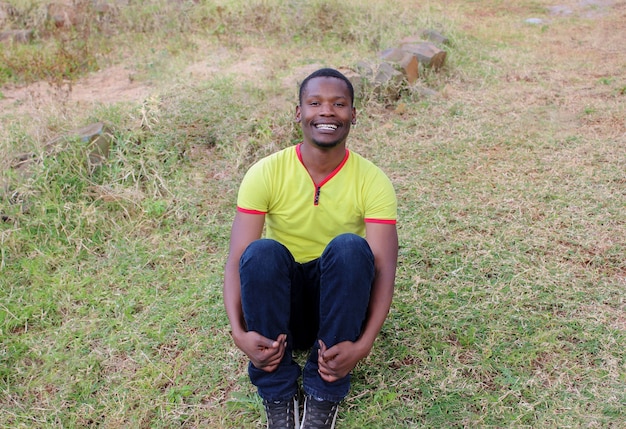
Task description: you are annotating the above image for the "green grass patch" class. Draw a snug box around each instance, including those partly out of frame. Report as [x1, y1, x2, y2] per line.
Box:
[2, 0, 625, 427]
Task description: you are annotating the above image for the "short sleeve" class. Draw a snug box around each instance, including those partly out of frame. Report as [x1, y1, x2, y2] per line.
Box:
[237, 160, 270, 214]
[364, 167, 397, 223]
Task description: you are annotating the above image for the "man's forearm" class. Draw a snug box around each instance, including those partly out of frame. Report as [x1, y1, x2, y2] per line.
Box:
[223, 258, 246, 337]
[356, 274, 395, 354]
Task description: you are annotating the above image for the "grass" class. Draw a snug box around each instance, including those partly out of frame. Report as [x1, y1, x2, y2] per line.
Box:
[1, 0, 625, 427]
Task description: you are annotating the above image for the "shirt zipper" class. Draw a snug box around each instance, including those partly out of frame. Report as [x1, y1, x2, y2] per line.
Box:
[295, 144, 350, 207]
[314, 186, 321, 205]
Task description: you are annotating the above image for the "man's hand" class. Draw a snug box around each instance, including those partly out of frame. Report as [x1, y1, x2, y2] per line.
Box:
[234, 332, 287, 372]
[317, 339, 369, 383]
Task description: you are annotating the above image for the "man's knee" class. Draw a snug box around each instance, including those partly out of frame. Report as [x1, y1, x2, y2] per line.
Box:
[326, 233, 372, 258]
[332, 232, 366, 244]
[240, 239, 294, 277]
[242, 238, 288, 262]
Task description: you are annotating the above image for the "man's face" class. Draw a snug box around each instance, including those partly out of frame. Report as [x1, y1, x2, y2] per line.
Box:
[296, 76, 356, 149]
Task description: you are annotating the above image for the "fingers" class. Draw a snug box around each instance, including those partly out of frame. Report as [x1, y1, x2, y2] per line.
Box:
[317, 340, 339, 381]
[318, 366, 340, 383]
[317, 340, 360, 382]
[318, 339, 339, 363]
[260, 333, 287, 349]
[318, 339, 327, 358]
[244, 332, 288, 372]
[274, 333, 287, 348]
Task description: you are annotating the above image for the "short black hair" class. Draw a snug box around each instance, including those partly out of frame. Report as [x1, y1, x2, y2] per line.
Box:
[298, 68, 355, 106]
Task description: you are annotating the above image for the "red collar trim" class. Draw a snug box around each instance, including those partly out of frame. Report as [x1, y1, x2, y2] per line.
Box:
[296, 143, 350, 187]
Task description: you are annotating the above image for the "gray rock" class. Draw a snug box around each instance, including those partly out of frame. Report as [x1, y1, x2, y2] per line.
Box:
[45, 122, 114, 172]
[525, 18, 545, 25]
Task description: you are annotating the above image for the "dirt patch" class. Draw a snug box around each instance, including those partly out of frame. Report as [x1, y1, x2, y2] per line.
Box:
[0, 46, 302, 119]
[0, 64, 154, 117]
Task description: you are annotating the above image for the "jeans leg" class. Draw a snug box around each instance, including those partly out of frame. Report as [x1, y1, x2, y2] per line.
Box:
[302, 233, 375, 402]
[240, 239, 301, 402]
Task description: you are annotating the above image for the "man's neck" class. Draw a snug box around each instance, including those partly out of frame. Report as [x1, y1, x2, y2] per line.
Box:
[299, 141, 347, 183]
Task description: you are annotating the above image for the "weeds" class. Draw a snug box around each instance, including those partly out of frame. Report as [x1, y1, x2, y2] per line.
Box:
[1, 0, 626, 428]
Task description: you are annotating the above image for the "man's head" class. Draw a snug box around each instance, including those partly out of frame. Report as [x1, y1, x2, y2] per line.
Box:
[296, 68, 357, 150]
[298, 68, 355, 107]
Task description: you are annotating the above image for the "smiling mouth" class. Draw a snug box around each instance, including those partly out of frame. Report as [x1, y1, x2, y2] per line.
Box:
[315, 124, 338, 131]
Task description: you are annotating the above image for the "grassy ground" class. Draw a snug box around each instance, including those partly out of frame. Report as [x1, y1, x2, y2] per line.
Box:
[1, 0, 625, 427]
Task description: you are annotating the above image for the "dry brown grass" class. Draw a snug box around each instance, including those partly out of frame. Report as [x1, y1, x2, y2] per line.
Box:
[1, 0, 625, 427]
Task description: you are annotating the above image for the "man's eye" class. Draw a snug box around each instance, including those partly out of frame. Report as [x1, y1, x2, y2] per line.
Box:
[334, 103, 344, 107]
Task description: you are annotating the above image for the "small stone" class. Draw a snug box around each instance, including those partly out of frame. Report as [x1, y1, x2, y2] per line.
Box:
[525, 18, 545, 25]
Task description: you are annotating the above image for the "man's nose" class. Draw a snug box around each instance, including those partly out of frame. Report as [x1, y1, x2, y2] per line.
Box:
[319, 102, 334, 115]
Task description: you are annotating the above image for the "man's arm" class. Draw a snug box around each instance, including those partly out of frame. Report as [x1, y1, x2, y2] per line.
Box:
[317, 222, 398, 381]
[359, 221, 399, 349]
[224, 211, 287, 372]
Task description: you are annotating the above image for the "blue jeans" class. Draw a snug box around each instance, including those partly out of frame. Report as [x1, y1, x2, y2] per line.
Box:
[240, 233, 375, 403]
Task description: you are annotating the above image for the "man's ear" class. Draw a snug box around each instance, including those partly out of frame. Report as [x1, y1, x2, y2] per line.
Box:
[295, 105, 301, 122]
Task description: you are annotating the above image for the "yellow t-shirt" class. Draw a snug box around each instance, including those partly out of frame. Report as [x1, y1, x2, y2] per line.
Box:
[237, 144, 397, 263]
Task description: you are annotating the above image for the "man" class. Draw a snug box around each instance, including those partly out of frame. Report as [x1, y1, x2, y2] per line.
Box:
[223, 68, 398, 429]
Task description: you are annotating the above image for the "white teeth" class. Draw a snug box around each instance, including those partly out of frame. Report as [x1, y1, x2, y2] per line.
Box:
[316, 124, 337, 130]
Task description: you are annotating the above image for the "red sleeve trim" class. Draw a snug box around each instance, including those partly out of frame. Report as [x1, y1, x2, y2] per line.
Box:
[237, 207, 267, 215]
[364, 218, 397, 225]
